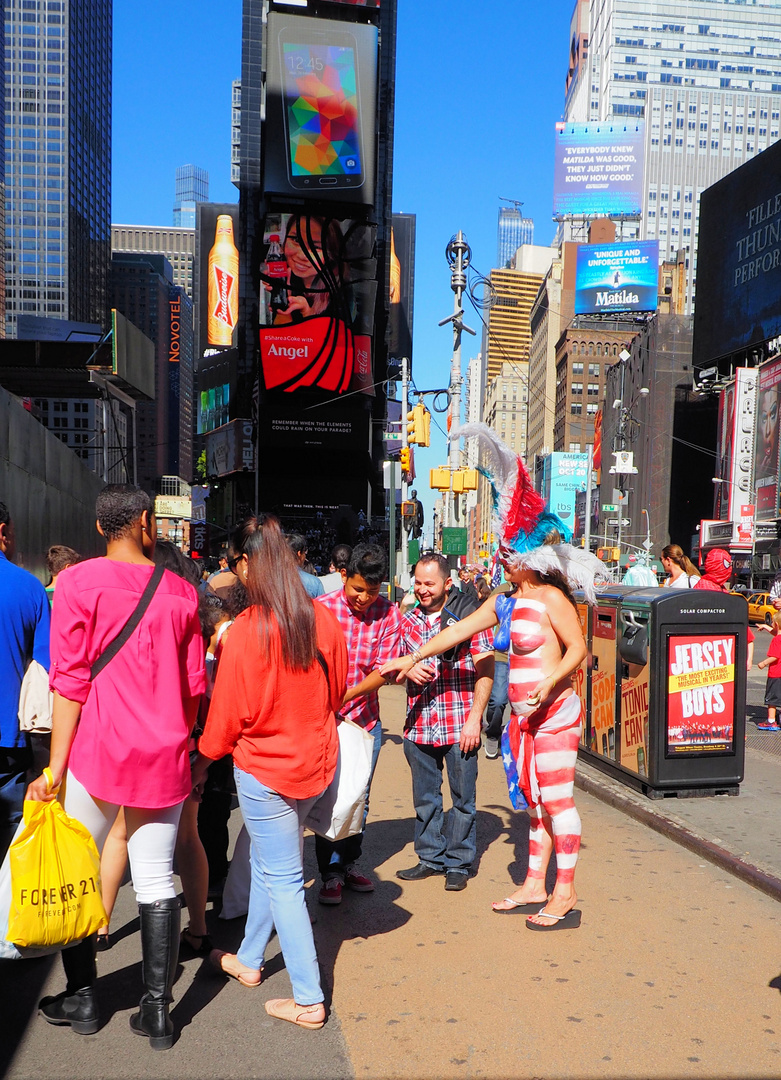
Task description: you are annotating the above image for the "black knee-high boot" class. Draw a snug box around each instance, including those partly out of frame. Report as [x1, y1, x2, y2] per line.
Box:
[39, 934, 99, 1035]
[129, 897, 180, 1051]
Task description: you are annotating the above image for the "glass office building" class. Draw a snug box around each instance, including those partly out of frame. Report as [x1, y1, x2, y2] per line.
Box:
[173, 164, 209, 228]
[4, 0, 111, 338]
[497, 207, 534, 268]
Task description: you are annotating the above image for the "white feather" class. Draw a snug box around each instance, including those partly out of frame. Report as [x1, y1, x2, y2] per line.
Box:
[452, 422, 520, 541]
[505, 544, 611, 605]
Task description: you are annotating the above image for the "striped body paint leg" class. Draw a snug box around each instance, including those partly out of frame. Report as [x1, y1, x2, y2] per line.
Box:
[531, 721, 581, 885]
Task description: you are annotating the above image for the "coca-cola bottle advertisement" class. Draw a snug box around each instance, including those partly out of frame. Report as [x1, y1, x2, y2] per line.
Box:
[259, 211, 377, 396]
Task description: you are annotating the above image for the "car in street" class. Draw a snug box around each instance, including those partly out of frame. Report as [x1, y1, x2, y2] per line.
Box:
[740, 591, 776, 625]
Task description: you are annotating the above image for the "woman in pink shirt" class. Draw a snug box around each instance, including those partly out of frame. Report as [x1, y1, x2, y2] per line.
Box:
[27, 485, 205, 1051]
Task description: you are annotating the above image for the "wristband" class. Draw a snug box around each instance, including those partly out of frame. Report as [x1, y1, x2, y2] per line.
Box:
[410, 649, 423, 665]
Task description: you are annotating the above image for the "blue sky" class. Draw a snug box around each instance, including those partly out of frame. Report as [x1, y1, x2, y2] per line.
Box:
[113, 1, 573, 529]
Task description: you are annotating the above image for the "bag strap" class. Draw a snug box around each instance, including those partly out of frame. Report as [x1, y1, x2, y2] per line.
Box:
[315, 649, 328, 681]
[90, 563, 166, 681]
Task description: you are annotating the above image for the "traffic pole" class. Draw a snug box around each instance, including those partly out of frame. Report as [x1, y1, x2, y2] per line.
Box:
[399, 356, 410, 589]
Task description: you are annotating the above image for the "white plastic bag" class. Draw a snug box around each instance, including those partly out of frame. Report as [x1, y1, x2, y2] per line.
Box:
[304, 719, 374, 842]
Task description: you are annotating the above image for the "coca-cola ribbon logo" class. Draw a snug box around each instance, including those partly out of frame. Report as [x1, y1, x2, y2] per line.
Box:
[213, 266, 235, 328]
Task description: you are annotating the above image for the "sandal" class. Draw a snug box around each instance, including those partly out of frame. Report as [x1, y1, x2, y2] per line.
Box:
[180, 927, 213, 958]
[526, 907, 582, 932]
[209, 949, 262, 988]
[492, 896, 549, 915]
[264, 997, 326, 1030]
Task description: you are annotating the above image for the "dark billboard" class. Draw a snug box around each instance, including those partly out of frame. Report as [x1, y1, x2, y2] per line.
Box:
[389, 212, 415, 362]
[554, 122, 645, 217]
[264, 13, 377, 205]
[755, 355, 781, 520]
[574, 240, 659, 314]
[196, 204, 240, 358]
[258, 210, 377, 394]
[693, 139, 781, 370]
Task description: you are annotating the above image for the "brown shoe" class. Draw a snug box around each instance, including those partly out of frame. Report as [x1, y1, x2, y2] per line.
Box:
[264, 998, 326, 1029]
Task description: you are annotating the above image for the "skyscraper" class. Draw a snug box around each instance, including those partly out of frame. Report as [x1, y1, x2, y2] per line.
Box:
[497, 205, 534, 267]
[4, 0, 111, 339]
[173, 165, 208, 228]
[566, 0, 781, 310]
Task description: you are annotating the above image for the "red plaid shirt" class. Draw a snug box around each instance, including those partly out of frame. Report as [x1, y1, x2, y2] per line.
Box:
[401, 608, 494, 746]
[316, 589, 401, 729]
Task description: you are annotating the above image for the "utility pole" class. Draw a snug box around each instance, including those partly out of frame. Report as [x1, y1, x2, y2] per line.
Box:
[399, 355, 410, 588]
[388, 457, 396, 603]
[584, 444, 593, 553]
[440, 232, 476, 529]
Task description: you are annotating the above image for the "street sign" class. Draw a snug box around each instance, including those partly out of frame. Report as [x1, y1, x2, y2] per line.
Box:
[608, 518, 631, 527]
[642, 538, 652, 551]
[441, 527, 468, 556]
[602, 503, 618, 513]
[385, 432, 402, 441]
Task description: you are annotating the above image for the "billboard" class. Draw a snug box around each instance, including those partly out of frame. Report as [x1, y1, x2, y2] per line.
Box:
[666, 633, 736, 755]
[198, 383, 231, 435]
[258, 211, 377, 394]
[205, 419, 255, 478]
[197, 204, 240, 356]
[554, 122, 645, 217]
[574, 241, 659, 314]
[693, 139, 781, 370]
[543, 452, 590, 529]
[720, 367, 757, 521]
[264, 13, 378, 205]
[389, 212, 416, 362]
[755, 355, 781, 520]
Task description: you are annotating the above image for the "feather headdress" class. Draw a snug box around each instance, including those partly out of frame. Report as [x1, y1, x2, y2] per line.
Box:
[453, 422, 609, 603]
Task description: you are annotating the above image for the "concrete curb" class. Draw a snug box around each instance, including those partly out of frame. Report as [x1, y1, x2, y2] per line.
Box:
[575, 761, 781, 904]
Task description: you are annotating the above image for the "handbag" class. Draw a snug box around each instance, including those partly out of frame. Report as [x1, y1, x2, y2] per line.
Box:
[7, 769, 107, 948]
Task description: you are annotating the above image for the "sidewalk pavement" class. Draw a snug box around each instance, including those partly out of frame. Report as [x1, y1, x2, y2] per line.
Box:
[4, 682, 781, 1080]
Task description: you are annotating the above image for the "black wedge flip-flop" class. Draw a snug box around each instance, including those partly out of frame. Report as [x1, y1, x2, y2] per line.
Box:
[492, 897, 549, 915]
[525, 908, 582, 931]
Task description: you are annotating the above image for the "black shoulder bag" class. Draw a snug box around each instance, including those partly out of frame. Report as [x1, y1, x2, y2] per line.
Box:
[90, 563, 166, 681]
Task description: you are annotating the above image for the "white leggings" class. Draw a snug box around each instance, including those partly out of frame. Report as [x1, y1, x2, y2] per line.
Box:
[63, 770, 184, 905]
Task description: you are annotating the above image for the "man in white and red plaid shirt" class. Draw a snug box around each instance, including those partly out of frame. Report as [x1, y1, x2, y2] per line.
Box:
[315, 543, 401, 905]
[397, 553, 494, 892]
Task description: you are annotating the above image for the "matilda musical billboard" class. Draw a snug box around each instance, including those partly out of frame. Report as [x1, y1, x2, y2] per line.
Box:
[574, 240, 659, 315]
[554, 122, 645, 218]
[258, 210, 377, 395]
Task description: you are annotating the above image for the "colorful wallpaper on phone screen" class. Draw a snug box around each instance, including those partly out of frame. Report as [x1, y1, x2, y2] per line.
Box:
[284, 44, 360, 176]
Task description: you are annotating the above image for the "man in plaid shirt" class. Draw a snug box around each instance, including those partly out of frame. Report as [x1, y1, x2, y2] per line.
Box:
[397, 553, 494, 891]
[315, 543, 401, 905]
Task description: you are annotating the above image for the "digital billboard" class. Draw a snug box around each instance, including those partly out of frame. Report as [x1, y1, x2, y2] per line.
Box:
[754, 355, 781, 520]
[666, 633, 736, 756]
[693, 139, 781, 371]
[196, 203, 240, 357]
[264, 13, 378, 205]
[574, 241, 659, 315]
[389, 212, 416, 362]
[554, 122, 645, 217]
[543, 452, 589, 528]
[717, 367, 757, 521]
[258, 211, 377, 395]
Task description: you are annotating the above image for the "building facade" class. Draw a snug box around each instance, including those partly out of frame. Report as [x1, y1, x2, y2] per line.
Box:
[497, 206, 534, 268]
[33, 395, 127, 482]
[173, 165, 208, 229]
[111, 224, 196, 299]
[5, 0, 111, 338]
[484, 246, 555, 390]
[567, 0, 781, 310]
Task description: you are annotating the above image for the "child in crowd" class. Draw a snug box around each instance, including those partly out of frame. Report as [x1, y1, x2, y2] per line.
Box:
[757, 610, 781, 731]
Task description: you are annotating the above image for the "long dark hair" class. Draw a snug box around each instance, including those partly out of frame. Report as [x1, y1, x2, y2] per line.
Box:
[232, 515, 316, 671]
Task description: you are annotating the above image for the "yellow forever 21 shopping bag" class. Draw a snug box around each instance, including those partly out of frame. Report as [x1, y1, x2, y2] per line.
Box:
[7, 769, 106, 948]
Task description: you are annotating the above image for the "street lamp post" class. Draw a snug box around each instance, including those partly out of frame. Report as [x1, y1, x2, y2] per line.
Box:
[712, 477, 757, 589]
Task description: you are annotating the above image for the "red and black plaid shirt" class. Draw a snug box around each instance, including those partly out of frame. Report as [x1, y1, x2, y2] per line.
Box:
[401, 608, 493, 746]
[317, 589, 401, 729]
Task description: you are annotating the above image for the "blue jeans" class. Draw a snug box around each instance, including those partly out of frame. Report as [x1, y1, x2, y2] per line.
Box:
[0, 745, 32, 864]
[316, 720, 383, 882]
[234, 767, 323, 1005]
[484, 659, 509, 741]
[403, 738, 478, 875]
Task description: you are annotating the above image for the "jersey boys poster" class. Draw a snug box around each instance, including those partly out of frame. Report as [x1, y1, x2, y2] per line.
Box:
[258, 211, 377, 395]
[666, 633, 736, 754]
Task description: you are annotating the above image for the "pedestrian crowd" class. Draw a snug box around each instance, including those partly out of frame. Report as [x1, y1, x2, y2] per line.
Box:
[4, 480, 752, 1053]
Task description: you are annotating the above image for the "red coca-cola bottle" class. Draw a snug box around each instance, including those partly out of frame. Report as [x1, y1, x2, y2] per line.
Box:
[265, 234, 289, 314]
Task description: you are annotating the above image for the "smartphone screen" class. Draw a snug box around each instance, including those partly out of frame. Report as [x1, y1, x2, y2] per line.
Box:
[280, 31, 363, 188]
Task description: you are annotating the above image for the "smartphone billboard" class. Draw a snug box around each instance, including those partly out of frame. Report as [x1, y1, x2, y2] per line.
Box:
[574, 240, 659, 314]
[389, 212, 416, 362]
[264, 13, 378, 205]
[554, 122, 645, 217]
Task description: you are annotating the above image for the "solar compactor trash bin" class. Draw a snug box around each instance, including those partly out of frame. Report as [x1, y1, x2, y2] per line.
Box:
[575, 586, 748, 799]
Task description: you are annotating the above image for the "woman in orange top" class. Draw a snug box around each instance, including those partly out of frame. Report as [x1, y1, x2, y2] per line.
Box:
[194, 515, 347, 1030]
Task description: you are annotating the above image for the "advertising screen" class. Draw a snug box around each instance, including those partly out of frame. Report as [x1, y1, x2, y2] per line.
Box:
[721, 367, 757, 520]
[258, 211, 377, 395]
[265, 13, 377, 205]
[574, 241, 659, 314]
[754, 355, 781, 520]
[693, 139, 781, 370]
[198, 383, 230, 435]
[389, 212, 416, 363]
[666, 633, 736, 755]
[545, 452, 589, 529]
[554, 122, 645, 217]
[196, 204, 240, 357]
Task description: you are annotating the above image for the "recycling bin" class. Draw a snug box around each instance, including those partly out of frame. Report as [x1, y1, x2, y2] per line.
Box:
[576, 587, 747, 798]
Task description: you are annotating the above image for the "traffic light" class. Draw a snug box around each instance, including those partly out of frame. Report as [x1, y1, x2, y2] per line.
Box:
[399, 446, 411, 474]
[406, 403, 431, 446]
[420, 405, 431, 447]
[406, 408, 418, 443]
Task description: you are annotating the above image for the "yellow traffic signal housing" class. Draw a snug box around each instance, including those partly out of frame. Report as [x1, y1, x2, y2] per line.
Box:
[406, 408, 418, 444]
[420, 406, 431, 447]
[401, 500, 416, 519]
[430, 467, 451, 491]
[461, 468, 478, 490]
[407, 403, 431, 446]
[399, 447, 411, 474]
[452, 470, 465, 493]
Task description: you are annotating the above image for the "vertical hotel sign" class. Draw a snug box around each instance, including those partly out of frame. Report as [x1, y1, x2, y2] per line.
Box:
[727, 367, 757, 521]
[168, 287, 182, 475]
[666, 634, 736, 755]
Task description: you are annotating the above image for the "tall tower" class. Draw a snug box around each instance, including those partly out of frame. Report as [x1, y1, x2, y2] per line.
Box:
[4, 0, 111, 338]
[497, 204, 534, 267]
[568, 0, 781, 310]
[173, 165, 209, 228]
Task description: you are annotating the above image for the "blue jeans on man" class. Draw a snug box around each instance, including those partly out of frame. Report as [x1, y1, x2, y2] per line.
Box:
[483, 658, 509, 743]
[0, 745, 32, 863]
[315, 719, 383, 881]
[402, 738, 478, 876]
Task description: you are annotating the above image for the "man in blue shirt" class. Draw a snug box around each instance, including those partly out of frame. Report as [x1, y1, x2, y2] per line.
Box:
[0, 502, 50, 861]
[287, 532, 324, 598]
